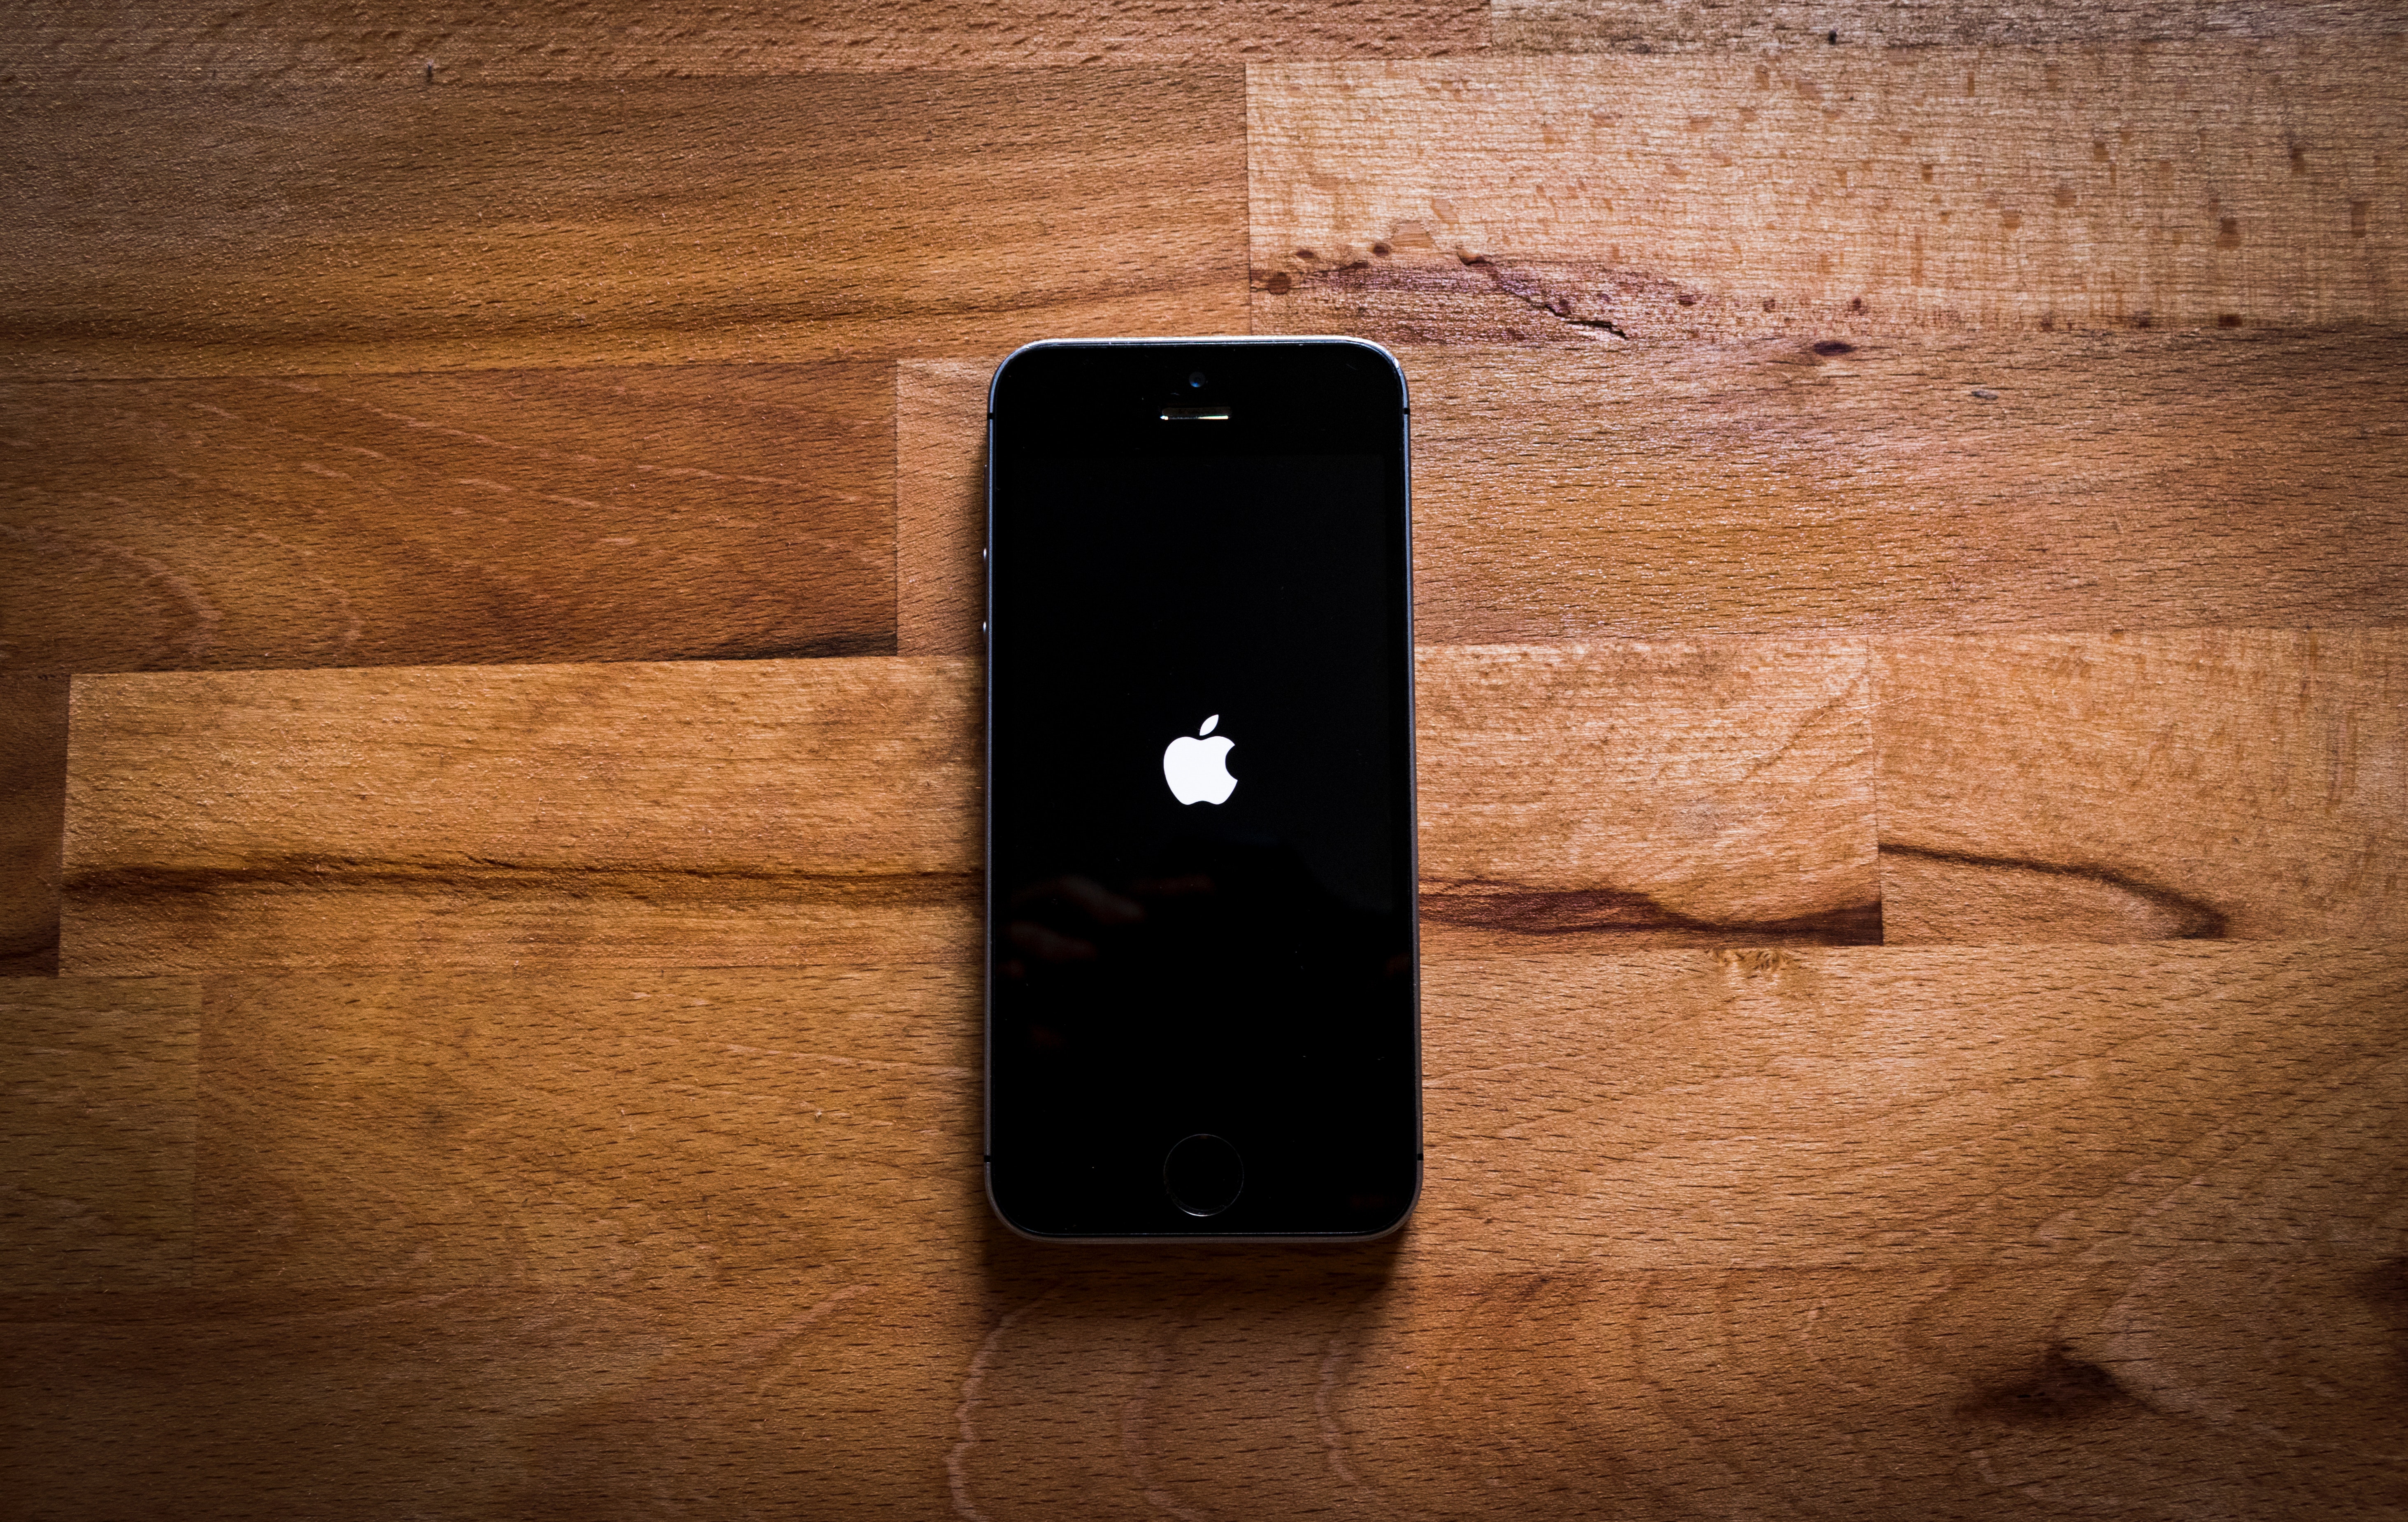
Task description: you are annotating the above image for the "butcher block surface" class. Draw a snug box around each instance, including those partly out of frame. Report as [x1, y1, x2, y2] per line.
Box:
[3, 2, 2403, 1515]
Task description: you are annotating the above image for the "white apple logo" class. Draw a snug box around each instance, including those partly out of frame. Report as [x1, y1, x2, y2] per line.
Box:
[1162, 714, 1238, 805]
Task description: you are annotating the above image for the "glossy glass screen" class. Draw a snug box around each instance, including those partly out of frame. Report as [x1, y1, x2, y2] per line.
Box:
[986, 341, 1419, 1239]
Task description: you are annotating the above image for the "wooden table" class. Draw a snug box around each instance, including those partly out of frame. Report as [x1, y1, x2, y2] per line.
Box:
[5, 4, 2403, 1515]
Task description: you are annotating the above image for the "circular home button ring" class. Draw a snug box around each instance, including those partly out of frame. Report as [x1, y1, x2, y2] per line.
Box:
[1163, 1133, 1245, 1218]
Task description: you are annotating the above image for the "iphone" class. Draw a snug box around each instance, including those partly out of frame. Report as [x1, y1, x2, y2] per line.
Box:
[984, 337, 1420, 1240]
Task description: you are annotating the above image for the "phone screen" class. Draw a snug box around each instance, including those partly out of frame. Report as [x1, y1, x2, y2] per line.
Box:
[986, 340, 1419, 1239]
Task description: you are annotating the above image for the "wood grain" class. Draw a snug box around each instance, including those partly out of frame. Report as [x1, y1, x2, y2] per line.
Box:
[63, 659, 985, 975]
[0, 70, 1247, 378]
[0, 674, 69, 975]
[1417, 642, 1878, 951]
[10, 941, 2401, 1513]
[900, 335, 2408, 646]
[63, 647, 1885, 973]
[0, 977, 197, 1290]
[2, 363, 895, 674]
[1411, 333, 2408, 640]
[196, 965, 980, 1294]
[1876, 627, 2407, 944]
[1498, 0, 2408, 52]
[0, 0, 1484, 82]
[940, 1259, 2408, 1520]
[1250, 43, 2406, 342]
[168, 942, 2408, 1289]
[896, 359, 992, 659]
[6, 6, 2399, 1513]
[10, 1260, 2403, 1518]
[1421, 940, 2406, 1269]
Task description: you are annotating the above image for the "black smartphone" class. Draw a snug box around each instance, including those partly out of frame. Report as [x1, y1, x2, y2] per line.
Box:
[984, 337, 1420, 1242]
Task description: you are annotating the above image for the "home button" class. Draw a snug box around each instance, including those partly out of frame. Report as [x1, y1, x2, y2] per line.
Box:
[1163, 1133, 1245, 1218]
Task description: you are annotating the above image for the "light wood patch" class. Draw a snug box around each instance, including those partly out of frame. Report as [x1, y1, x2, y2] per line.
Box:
[1497, 0, 2408, 52]
[1876, 628, 2408, 943]
[1250, 44, 2406, 341]
[63, 659, 984, 974]
[0, 72, 1247, 378]
[1417, 642, 1878, 950]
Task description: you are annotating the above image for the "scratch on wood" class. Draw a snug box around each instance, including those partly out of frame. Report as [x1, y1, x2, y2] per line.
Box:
[1737, 682, 1870, 784]
[734, 1283, 871, 1380]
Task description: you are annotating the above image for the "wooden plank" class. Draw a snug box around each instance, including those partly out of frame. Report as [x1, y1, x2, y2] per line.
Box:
[899, 335, 2408, 645]
[174, 942, 2407, 1290]
[895, 359, 991, 659]
[0, 978, 198, 1291]
[12, 941, 2401, 1512]
[63, 647, 1880, 973]
[1419, 940, 2405, 1269]
[0, 0, 1485, 82]
[1, 364, 895, 675]
[1249, 43, 2406, 342]
[1417, 642, 1878, 952]
[196, 965, 980, 1293]
[1876, 628, 2408, 944]
[0, 674, 69, 975]
[1411, 334, 2408, 640]
[9, 1259, 2403, 1517]
[942, 1259, 2408, 1520]
[1497, 0, 2408, 52]
[62, 658, 985, 975]
[0, 70, 1246, 378]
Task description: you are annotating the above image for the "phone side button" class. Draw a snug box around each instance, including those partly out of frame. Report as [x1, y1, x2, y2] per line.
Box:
[1163, 1133, 1244, 1218]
